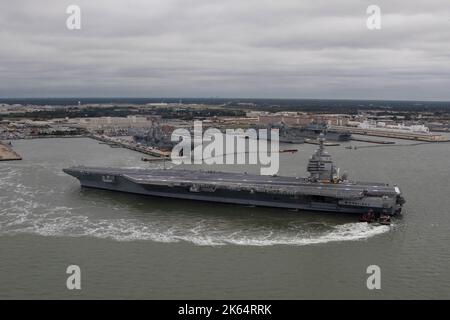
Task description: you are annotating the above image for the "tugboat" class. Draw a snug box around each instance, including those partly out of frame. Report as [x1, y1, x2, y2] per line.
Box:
[360, 209, 392, 225]
[379, 214, 392, 225]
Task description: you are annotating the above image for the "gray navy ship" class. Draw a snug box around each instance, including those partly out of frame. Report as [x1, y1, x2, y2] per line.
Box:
[64, 137, 405, 215]
[268, 123, 351, 142]
[133, 122, 176, 150]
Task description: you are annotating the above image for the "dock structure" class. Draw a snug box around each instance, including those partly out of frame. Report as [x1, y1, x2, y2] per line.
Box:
[0, 142, 22, 161]
[331, 126, 449, 142]
[350, 137, 395, 144]
[89, 134, 171, 158]
[304, 139, 340, 146]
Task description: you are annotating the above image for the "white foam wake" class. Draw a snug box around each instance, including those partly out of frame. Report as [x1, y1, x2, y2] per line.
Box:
[0, 166, 391, 246]
[1, 207, 390, 246]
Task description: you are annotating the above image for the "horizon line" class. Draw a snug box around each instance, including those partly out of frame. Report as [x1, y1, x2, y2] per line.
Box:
[1, 97, 450, 103]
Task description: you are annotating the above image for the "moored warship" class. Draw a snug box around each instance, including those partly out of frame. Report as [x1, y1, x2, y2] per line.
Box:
[301, 123, 351, 141]
[266, 122, 351, 142]
[133, 122, 176, 150]
[64, 137, 404, 215]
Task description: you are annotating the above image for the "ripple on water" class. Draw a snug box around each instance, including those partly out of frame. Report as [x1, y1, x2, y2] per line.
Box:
[0, 164, 391, 246]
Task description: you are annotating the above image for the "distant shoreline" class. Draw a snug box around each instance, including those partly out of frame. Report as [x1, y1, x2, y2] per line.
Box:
[1, 97, 450, 106]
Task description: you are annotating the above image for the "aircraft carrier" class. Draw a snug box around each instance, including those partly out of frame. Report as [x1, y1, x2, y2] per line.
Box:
[63, 137, 405, 215]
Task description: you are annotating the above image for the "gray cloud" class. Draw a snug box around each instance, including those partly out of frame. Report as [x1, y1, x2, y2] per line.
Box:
[0, 0, 449, 100]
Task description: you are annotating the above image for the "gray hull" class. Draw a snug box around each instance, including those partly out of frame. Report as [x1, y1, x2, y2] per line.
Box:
[63, 167, 404, 215]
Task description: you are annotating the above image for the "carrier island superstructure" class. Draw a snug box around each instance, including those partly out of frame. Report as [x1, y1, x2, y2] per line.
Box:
[63, 137, 405, 215]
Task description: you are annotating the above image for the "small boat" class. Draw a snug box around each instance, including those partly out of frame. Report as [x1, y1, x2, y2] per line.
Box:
[279, 149, 298, 154]
[141, 157, 168, 162]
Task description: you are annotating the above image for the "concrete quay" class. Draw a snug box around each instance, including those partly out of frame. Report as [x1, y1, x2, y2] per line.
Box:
[331, 126, 449, 142]
[89, 134, 171, 158]
[0, 142, 22, 161]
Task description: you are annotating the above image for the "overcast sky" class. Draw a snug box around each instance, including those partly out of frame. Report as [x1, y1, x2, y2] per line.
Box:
[1, 0, 449, 100]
